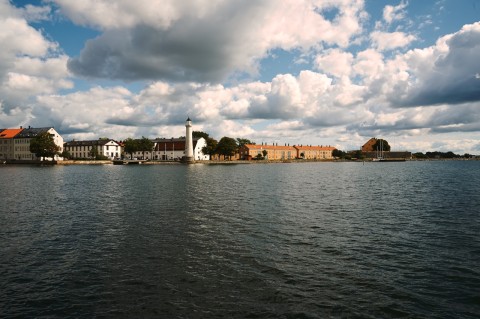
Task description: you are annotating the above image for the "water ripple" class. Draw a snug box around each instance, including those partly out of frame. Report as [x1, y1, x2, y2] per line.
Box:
[1, 162, 480, 318]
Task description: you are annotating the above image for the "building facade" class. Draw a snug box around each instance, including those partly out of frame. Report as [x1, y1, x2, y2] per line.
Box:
[361, 138, 378, 152]
[131, 137, 209, 161]
[294, 145, 336, 160]
[13, 127, 63, 161]
[64, 139, 122, 159]
[240, 143, 336, 160]
[0, 128, 23, 160]
[240, 144, 296, 160]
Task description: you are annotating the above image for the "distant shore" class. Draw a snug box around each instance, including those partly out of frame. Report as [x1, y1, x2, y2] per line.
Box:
[2, 157, 477, 166]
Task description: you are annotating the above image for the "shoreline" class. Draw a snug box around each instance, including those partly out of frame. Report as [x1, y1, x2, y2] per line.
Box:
[2, 158, 477, 166]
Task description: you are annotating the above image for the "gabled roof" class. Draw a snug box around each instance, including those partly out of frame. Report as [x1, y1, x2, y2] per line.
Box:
[0, 128, 23, 139]
[153, 138, 200, 152]
[15, 127, 53, 138]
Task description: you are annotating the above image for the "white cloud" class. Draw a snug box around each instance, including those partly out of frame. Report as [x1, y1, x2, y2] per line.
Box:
[383, 1, 408, 25]
[0, 0, 69, 125]
[370, 31, 416, 51]
[314, 49, 353, 77]
[62, 0, 366, 82]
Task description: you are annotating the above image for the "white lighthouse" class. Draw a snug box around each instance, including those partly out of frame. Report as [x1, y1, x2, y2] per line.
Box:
[184, 117, 194, 163]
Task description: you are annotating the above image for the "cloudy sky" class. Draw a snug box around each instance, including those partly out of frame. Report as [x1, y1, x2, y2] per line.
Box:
[1, 0, 480, 153]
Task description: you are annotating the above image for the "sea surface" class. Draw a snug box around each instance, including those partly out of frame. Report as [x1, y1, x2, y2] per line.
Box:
[0, 161, 479, 318]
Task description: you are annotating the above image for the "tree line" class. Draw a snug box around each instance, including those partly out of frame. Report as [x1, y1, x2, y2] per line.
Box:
[193, 131, 252, 160]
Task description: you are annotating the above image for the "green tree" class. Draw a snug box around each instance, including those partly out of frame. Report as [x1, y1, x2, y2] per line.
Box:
[413, 152, 427, 159]
[193, 131, 210, 139]
[123, 138, 139, 159]
[138, 136, 154, 160]
[236, 138, 253, 148]
[201, 137, 218, 159]
[61, 150, 72, 159]
[89, 144, 99, 159]
[332, 149, 345, 159]
[354, 150, 364, 160]
[30, 132, 61, 161]
[262, 149, 268, 159]
[216, 136, 237, 160]
[372, 139, 391, 152]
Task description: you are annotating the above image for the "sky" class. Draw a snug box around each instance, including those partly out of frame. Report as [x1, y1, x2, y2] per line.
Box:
[1, 0, 480, 153]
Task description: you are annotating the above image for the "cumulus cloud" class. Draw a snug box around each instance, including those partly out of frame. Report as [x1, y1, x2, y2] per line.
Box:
[383, 1, 408, 25]
[314, 49, 353, 77]
[62, 0, 366, 82]
[0, 0, 70, 127]
[392, 22, 480, 107]
[370, 31, 416, 51]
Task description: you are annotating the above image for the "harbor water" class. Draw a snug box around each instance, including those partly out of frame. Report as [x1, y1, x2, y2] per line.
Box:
[1, 161, 479, 318]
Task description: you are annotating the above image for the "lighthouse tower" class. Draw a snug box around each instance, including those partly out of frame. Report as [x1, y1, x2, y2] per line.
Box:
[184, 117, 194, 163]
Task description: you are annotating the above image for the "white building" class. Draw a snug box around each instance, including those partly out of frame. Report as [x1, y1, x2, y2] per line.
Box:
[13, 127, 63, 161]
[138, 137, 209, 161]
[64, 139, 122, 159]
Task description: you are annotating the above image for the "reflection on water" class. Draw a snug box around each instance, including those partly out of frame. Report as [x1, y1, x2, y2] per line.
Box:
[1, 162, 479, 318]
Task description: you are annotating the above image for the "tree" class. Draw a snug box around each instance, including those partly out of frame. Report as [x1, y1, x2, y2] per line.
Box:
[30, 132, 61, 161]
[123, 138, 139, 159]
[61, 150, 72, 159]
[354, 150, 364, 160]
[201, 137, 218, 159]
[413, 152, 427, 159]
[89, 144, 99, 159]
[332, 149, 346, 159]
[138, 136, 154, 159]
[262, 149, 268, 159]
[216, 136, 237, 160]
[236, 138, 253, 148]
[372, 139, 391, 152]
[193, 131, 210, 139]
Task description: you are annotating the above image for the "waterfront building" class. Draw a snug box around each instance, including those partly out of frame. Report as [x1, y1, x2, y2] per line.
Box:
[149, 137, 209, 161]
[240, 144, 297, 160]
[0, 128, 23, 160]
[361, 138, 378, 152]
[64, 139, 122, 159]
[13, 127, 63, 161]
[294, 145, 336, 160]
[240, 143, 336, 160]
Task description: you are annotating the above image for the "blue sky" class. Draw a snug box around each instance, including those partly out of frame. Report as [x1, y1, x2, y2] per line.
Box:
[1, 0, 480, 153]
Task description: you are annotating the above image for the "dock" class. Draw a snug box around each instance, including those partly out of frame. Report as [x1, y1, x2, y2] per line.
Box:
[112, 159, 148, 165]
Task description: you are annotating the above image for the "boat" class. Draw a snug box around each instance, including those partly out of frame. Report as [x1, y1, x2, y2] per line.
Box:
[371, 139, 405, 162]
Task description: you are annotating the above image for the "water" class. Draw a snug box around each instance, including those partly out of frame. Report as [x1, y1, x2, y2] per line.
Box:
[1, 161, 479, 318]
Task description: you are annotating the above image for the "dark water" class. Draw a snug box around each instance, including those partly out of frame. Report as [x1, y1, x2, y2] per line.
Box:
[1, 161, 479, 318]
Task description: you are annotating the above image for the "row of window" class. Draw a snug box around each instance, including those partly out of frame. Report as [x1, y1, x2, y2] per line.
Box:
[66, 145, 119, 151]
[14, 139, 32, 144]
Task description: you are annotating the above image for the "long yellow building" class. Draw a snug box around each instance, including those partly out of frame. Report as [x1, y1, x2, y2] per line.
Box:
[239, 144, 336, 160]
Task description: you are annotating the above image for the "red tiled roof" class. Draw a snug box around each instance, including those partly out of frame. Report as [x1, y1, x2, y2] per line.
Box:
[243, 144, 296, 150]
[154, 139, 198, 151]
[0, 128, 23, 138]
[294, 145, 336, 151]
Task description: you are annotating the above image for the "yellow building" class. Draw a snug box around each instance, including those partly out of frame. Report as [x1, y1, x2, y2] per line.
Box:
[240, 144, 296, 160]
[240, 144, 336, 160]
[294, 145, 336, 160]
[0, 128, 23, 160]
